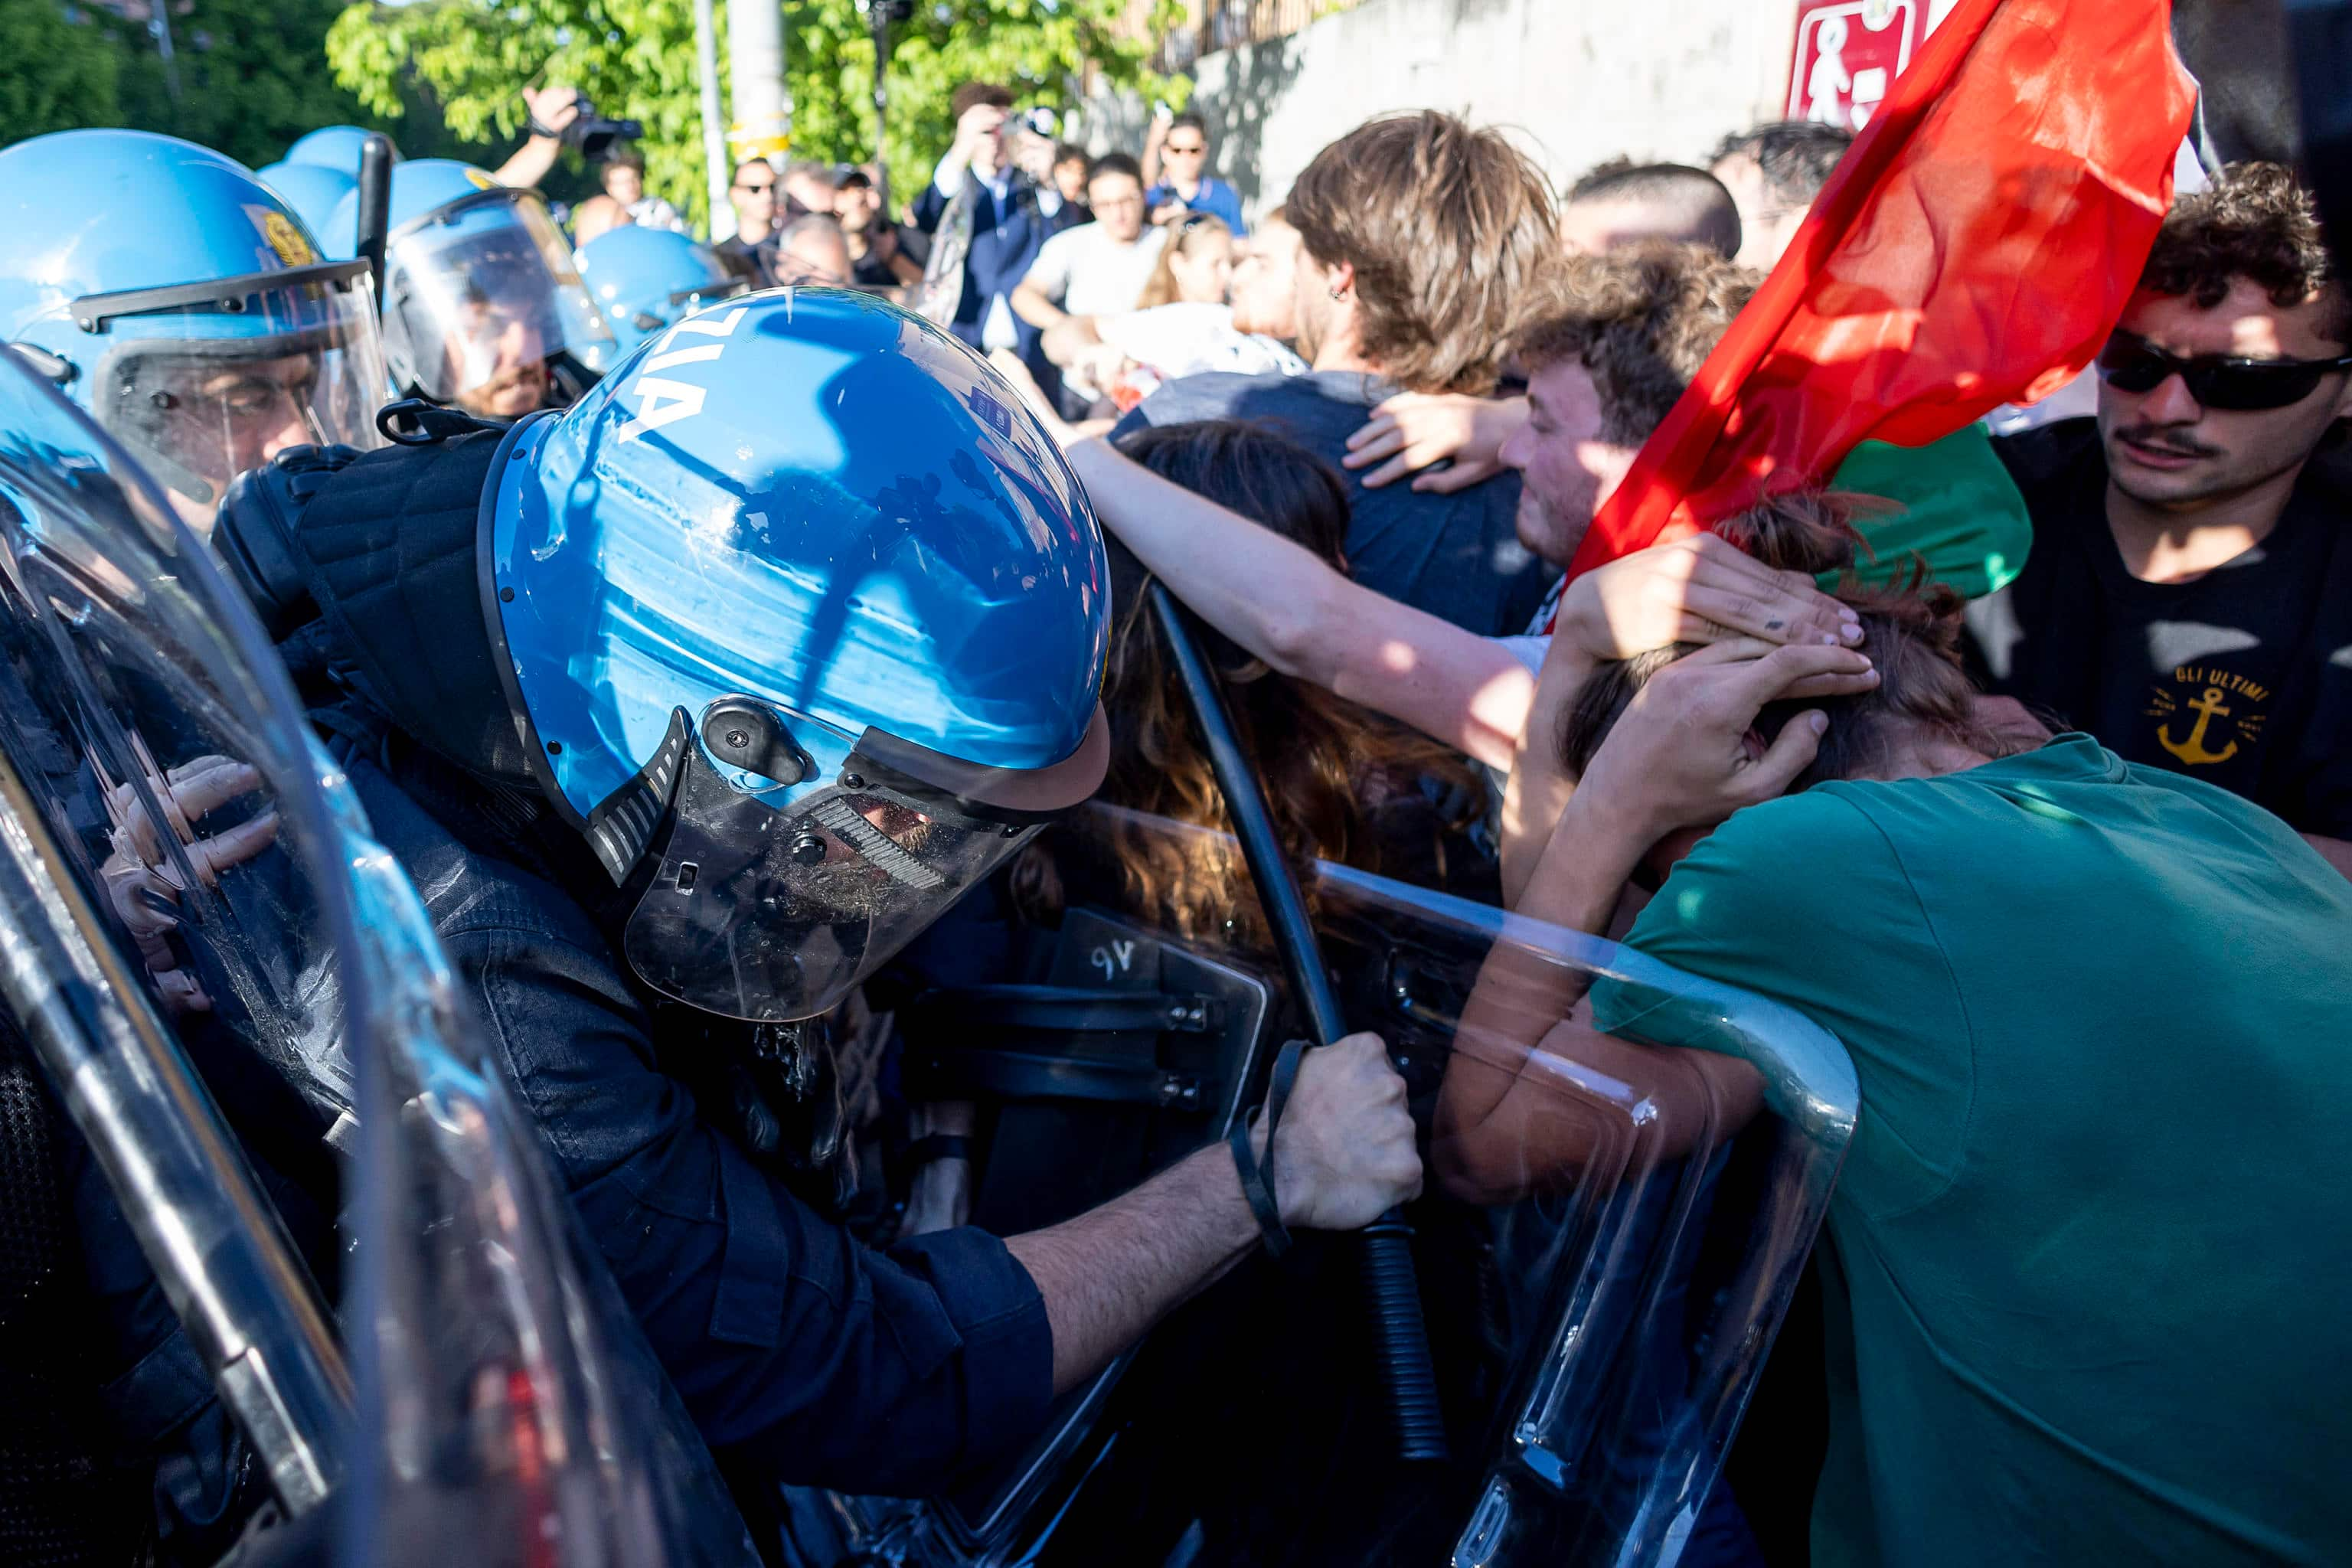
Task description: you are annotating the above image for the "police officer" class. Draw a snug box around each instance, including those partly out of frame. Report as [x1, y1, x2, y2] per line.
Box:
[574, 224, 746, 359]
[0, 129, 391, 533]
[322, 158, 618, 416]
[214, 286, 1421, 1504]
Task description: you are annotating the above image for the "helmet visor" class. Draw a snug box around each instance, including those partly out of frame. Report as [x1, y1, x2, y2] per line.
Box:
[621, 704, 1109, 1022]
[383, 191, 616, 408]
[85, 266, 387, 526]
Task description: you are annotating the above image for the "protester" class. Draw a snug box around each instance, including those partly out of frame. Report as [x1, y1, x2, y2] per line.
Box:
[1112, 111, 1559, 637]
[718, 156, 778, 286]
[835, 168, 926, 291]
[1228, 206, 1303, 341]
[1050, 142, 1094, 227]
[1558, 159, 1743, 259]
[1012, 152, 1167, 332]
[1440, 488, 2352, 1568]
[1708, 120, 1853, 271]
[913, 82, 1048, 356]
[600, 145, 685, 234]
[1974, 162, 2352, 868]
[761, 212, 853, 286]
[1142, 108, 1248, 235]
[1074, 246, 2034, 888]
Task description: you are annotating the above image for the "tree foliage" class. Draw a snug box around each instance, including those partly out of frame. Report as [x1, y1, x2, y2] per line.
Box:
[0, 1, 122, 146]
[326, 0, 1187, 230]
[0, 0, 476, 173]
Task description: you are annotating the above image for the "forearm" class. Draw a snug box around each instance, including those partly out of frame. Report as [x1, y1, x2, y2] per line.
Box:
[1066, 437, 1531, 766]
[1011, 284, 1070, 331]
[492, 136, 562, 191]
[1499, 637, 1599, 906]
[1006, 1141, 1256, 1393]
[1439, 789, 1650, 1142]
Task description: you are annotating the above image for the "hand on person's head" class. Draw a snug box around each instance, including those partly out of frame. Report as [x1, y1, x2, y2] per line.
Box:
[1562, 532, 1863, 662]
[524, 84, 583, 136]
[1265, 1033, 1423, 1231]
[1573, 639, 1877, 839]
[1344, 391, 1526, 492]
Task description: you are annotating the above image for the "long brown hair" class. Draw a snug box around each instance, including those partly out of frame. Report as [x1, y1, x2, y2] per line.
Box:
[1135, 213, 1230, 310]
[1559, 491, 2029, 789]
[1018, 420, 1483, 942]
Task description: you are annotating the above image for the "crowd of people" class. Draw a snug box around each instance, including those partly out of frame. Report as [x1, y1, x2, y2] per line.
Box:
[0, 44, 2348, 1568]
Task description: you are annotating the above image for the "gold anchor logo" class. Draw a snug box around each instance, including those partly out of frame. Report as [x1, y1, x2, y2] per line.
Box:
[2159, 684, 2241, 766]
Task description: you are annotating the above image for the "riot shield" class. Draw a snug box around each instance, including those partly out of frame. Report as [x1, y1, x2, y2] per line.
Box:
[0, 348, 754, 1563]
[788, 804, 1857, 1568]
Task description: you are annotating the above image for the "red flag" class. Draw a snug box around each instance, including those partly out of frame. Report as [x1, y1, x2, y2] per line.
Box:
[1560, 0, 2197, 584]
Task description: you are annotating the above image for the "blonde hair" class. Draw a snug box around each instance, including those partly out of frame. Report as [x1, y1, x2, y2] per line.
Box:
[1136, 214, 1232, 311]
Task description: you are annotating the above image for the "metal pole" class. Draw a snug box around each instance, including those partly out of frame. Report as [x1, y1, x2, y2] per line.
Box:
[725, 0, 792, 175]
[694, 0, 733, 241]
[1147, 583, 1450, 1465]
[869, 0, 891, 193]
[357, 135, 394, 317]
[149, 0, 184, 112]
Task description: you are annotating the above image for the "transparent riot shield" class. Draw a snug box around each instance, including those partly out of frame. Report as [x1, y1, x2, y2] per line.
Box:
[0, 348, 754, 1564]
[786, 804, 1857, 1568]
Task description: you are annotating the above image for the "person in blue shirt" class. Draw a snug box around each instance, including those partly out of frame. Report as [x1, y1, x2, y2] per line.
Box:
[1144, 110, 1249, 237]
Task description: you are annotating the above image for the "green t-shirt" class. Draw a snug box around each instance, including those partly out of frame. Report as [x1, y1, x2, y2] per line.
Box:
[1592, 737, 2352, 1567]
[1831, 425, 2030, 599]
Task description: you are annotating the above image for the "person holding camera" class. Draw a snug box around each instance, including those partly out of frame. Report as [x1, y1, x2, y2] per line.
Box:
[912, 82, 1049, 356]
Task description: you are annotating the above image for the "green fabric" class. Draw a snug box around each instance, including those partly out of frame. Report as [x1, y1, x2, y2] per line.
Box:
[1591, 737, 2352, 1568]
[1829, 425, 2030, 599]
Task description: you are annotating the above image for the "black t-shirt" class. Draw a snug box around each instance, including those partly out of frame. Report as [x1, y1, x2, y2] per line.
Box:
[714, 234, 769, 288]
[851, 223, 930, 289]
[1973, 418, 2352, 835]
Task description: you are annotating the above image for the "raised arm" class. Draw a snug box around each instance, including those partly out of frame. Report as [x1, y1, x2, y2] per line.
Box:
[1064, 436, 1536, 770]
[492, 86, 580, 191]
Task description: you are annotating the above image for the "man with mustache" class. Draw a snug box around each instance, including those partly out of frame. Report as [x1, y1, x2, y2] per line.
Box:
[1975, 163, 2352, 871]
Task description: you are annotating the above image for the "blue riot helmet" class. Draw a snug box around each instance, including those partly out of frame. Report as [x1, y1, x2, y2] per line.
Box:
[575, 227, 745, 359]
[0, 129, 388, 530]
[215, 289, 1109, 1022]
[255, 160, 357, 245]
[328, 159, 616, 416]
[283, 123, 399, 176]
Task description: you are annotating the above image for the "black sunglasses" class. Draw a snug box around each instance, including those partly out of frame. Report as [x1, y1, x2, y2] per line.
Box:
[735, 179, 775, 194]
[2096, 329, 2352, 412]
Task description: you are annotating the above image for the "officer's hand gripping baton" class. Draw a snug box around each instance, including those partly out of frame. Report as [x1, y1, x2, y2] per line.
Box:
[1147, 581, 1449, 1463]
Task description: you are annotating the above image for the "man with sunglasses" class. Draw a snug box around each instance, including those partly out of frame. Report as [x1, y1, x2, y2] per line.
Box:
[718, 157, 779, 287]
[1976, 163, 2352, 871]
[1142, 109, 1248, 237]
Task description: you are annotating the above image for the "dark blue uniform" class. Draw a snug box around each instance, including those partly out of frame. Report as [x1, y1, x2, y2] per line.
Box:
[347, 741, 1054, 1493]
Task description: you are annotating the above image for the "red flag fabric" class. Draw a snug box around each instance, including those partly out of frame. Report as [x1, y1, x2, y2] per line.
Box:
[1559, 0, 2198, 585]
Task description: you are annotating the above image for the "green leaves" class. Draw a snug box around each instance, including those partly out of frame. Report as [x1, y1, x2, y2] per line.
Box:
[325, 0, 1191, 230]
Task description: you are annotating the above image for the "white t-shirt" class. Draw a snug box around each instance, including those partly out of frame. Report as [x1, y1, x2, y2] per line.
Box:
[1023, 222, 1167, 318]
[1096, 302, 1308, 381]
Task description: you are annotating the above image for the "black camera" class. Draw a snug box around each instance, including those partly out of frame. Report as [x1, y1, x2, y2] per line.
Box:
[530, 93, 646, 164]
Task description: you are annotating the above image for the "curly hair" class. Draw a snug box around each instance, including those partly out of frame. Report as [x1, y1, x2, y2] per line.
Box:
[1558, 491, 2030, 792]
[1285, 111, 1558, 397]
[2141, 162, 2347, 341]
[1511, 244, 1759, 445]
